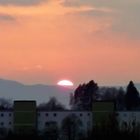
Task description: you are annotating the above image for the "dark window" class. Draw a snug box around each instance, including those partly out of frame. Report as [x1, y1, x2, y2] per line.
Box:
[9, 113, 12, 117]
[38, 113, 40, 116]
[0, 122, 4, 126]
[53, 113, 57, 117]
[87, 113, 90, 116]
[80, 113, 83, 117]
[45, 121, 57, 127]
[9, 122, 12, 125]
[1, 114, 4, 117]
[45, 122, 48, 126]
[46, 113, 49, 116]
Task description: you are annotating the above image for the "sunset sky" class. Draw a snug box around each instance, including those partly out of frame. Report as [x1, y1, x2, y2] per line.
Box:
[0, 0, 140, 87]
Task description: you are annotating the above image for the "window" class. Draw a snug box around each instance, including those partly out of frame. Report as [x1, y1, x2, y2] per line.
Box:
[53, 113, 57, 117]
[45, 122, 49, 126]
[80, 113, 83, 117]
[46, 113, 49, 116]
[38, 113, 40, 116]
[9, 122, 12, 125]
[9, 113, 12, 117]
[0, 113, 4, 117]
[0, 122, 4, 126]
[45, 121, 57, 127]
[87, 113, 90, 116]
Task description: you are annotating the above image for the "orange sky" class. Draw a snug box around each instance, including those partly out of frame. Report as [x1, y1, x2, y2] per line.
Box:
[0, 0, 140, 86]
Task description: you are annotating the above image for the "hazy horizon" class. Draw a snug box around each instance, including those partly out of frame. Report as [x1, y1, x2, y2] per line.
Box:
[0, 78, 140, 108]
[0, 76, 137, 88]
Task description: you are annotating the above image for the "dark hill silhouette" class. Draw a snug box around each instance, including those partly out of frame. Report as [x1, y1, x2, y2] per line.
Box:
[0, 79, 74, 108]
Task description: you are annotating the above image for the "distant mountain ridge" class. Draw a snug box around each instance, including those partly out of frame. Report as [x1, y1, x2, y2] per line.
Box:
[0, 79, 74, 108]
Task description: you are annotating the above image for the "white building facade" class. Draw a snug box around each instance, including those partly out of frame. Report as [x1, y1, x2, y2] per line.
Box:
[0, 109, 92, 133]
[37, 110, 92, 132]
[116, 111, 140, 129]
[0, 110, 13, 131]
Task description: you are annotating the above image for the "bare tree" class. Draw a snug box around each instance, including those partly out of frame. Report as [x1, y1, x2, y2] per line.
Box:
[61, 114, 83, 140]
[0, 98, 13, 109]
[43, 121, 59, 140]
[38, 97, 65, 110]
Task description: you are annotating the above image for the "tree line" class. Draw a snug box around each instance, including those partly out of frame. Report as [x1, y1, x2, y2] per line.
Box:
[70, 80, 140, 111]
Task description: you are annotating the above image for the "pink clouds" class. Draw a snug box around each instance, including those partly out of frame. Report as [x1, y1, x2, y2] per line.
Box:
[0, 0, 140, 86]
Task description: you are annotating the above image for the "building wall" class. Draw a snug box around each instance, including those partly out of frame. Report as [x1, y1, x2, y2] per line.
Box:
[2, 99, 139, 134]
[0, 111, 13, 131]
[37, 111, 92, 132]
[0, 110, 92, 133]
[117, 112, 140, 129]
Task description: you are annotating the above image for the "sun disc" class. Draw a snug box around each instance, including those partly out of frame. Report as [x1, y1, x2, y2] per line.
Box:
[57, 80, 74, 86]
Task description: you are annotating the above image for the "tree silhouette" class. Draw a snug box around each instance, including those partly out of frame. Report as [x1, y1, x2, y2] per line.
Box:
[61, 114, 83, 140]
[38, 97, 65, 110]
[101, 87, 119, 100]
[43, 121, 59, 140]
[125, 81, 140, 110]
[115, 87, 125, 110]
[71, 80, 98, 110]
[0, 98, 13, 109]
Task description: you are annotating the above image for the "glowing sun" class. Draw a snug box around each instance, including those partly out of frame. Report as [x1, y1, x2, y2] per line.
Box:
[57, 80, 74, 87]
